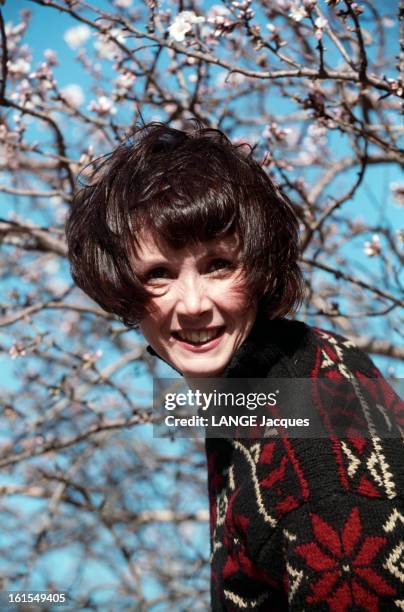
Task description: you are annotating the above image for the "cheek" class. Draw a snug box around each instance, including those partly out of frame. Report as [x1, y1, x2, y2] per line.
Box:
[222, 282, 254, 316]
[140, 309, 163, 342]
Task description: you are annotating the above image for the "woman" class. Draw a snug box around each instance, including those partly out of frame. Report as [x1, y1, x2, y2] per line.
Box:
[66, 123, 403, 611]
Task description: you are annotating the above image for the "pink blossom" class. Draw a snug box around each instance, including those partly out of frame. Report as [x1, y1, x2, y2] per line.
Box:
[390, 182, 404, 206]
[88, 96, 117, 116]
[206, 4, 235, 37]
[82, 350, 103, 363]
[351, 3, 364, 15]
[387, 79, 403, 97]
[79, 145, 95, 166]
[9, 342, 27, 360]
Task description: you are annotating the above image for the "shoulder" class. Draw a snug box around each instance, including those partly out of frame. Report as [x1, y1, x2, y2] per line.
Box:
[271, 319, 383, 379]
[309, 325, 382, 377]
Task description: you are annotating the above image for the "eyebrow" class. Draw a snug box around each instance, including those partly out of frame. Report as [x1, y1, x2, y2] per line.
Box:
[204, 242, 239, 257]
[134, 258, 169, 273]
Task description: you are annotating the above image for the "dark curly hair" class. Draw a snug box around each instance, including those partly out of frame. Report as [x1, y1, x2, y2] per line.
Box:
[65, 121, 304, 327]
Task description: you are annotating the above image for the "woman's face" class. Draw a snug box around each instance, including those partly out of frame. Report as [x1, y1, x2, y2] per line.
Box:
[134, 232, 257, 378]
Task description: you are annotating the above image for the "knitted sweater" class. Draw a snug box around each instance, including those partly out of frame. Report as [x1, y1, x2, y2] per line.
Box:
[205, 318, 404, 611]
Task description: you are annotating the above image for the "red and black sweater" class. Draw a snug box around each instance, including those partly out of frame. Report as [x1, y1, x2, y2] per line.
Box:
[206, 318, 404, 611]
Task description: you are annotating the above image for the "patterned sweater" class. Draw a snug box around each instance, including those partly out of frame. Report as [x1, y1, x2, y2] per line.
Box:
[205, 318, 403, 611]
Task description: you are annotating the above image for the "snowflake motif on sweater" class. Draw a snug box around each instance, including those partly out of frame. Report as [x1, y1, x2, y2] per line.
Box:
[205, 318, 403, 611]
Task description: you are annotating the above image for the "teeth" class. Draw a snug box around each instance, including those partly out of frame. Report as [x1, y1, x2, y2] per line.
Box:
[177, 328, 221, 344]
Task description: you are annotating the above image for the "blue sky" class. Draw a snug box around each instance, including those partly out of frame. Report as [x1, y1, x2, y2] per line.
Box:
[2, 0, 403, 383]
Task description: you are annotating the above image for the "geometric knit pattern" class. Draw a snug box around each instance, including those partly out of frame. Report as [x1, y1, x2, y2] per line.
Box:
[205, 318, 404, 610]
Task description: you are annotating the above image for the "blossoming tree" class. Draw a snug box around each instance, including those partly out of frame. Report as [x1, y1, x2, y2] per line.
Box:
[0, 0, 403, 608]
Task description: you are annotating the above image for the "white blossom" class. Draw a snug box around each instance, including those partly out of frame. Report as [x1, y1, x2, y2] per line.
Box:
[16, 79, 31, 97]
[314, 16, 328, 39]
[363, 234, 381, 257]
[8, 58, 31, 78]
[44, 259, 60, 275]
[275, 0, 293, 7]
[307, 122, 327, 141]
[29, 62, 53, 81]
[79, 145, 95, 166]
[43, 49, 58, 65]
[168, 11, 205, 43]
[315, 16, 328, 29]
[382, 17, 394, 28]
[289, 2, 307, 22]
[88, 95, 117, 115]
[114, 0, 132, 6]
[263, 122, 291, 142]
[207, 4, 231, 23]
[231, 0, 251, 9]
[61, 83, 85, 107]
[64, 24, 91, 50]
[82, 349, 103, 363]
[7, 22, 27, 37]
[206, 3, 233, 35]
[94, 28, 126, 60]
[115, 71, 136, 95]
[46, 277, 69, 294]
[9, 342, 27, 360]
[387, 79, 403, 97]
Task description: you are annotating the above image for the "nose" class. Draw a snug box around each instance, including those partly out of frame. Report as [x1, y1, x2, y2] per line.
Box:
[175, 274, 212, 318]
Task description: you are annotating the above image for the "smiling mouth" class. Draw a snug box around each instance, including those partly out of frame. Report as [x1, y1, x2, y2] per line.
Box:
[172, 326, 225, 345]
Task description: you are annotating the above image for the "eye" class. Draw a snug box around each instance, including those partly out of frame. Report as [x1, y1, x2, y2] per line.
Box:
[206, 258, 234, 274]
[144, 266, 173, 282]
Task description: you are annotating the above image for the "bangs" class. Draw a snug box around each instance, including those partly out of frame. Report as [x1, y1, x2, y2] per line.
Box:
[130, 167, 241, 250]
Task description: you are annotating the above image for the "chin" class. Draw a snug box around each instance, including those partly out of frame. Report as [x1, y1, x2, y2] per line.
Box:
[180, 361, 227, 379]
[184, 370, 223, 379]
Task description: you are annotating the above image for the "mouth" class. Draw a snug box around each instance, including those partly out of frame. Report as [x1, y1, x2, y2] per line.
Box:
[172, 326, 225, 346]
